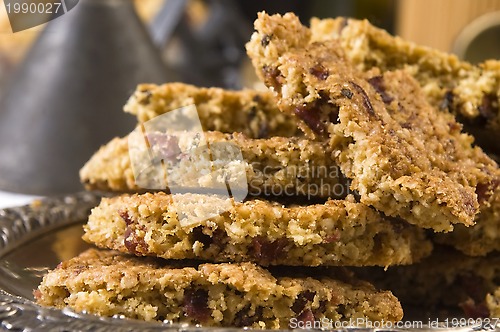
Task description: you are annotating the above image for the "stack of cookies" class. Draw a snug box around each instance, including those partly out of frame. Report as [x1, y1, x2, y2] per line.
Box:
[35, 11, 500, 328]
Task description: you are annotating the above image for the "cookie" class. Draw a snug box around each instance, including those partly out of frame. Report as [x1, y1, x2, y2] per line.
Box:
[246, 12, 499, 232]
[309, 17, 500, 154]
[83, 192, 432, 267]
[35, 248, 403, 328]
[80, 130, 347, 198]
[308, 17, 500, 255]
[355, 246, 500, 318]
[123, 82, 301, 139]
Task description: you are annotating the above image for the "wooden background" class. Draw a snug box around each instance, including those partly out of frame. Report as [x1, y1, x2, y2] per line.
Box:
[397, 0, 500, 52]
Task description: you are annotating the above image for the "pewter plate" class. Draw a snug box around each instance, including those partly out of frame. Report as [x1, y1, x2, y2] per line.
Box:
[0, 193, 489, 331]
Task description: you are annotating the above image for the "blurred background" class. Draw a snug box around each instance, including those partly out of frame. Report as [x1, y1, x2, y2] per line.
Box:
[1, 0, 499, 90]
[0, 0, 499, 201]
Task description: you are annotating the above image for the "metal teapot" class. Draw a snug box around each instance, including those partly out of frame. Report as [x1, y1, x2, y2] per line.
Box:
[0, 0, 173, 195]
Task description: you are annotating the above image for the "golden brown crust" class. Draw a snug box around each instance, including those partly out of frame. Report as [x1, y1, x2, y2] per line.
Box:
[80, 131, 346, 198]
[245, 12, 499, 232]
[123, 82, 301, 138]
[309, 17, 500, 255]
[83, 192, 432, 267]
[309, 17, 500, 155]
[35, 248, 403, 328]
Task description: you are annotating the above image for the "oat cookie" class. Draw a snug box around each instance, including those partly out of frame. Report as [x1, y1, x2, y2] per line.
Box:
[309, 17, 500, 154]
[246, 12, 499, 232]
[35, 248, 403, 328]
[355, 246, 500, 318]
[80, 131, 346, 198]
[124, 82, 301, 138]
[306, 22, 500, 255]
[83, 192, 431, 267]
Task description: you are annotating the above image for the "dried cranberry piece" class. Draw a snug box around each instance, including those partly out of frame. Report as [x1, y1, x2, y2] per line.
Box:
[119, 211, 133, 226]
[251, 237, 289, 264]
[124, 225, 148, 255]
[476, 183, 491, 203]
[124, 227, 138, 254]
[262, 66, 283, 93]
[309, 64, 329, 80]
[291, 291, 316, 314]
[476, 181, 499, 204]
[183, 288, 211, 323]
[349, 81, 376, 118]
[234, 306, 263, 327]
[294, 105, 326, 135]
[296, 308, 315, 324]
[368, 76, 393, 104]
